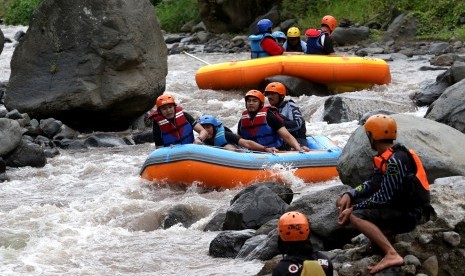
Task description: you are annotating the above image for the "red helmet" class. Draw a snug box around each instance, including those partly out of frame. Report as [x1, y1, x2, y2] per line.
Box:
[245, 90, 265, 104]
[265, 82, 286, 96]
[156, 94, 175, 109]
[278, 212, 310, 242]
[321, 15, 337, 32]
[364, 114, 397, 140]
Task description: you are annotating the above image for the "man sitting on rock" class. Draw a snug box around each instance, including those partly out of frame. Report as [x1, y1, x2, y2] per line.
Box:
[337, 114, 432, 274]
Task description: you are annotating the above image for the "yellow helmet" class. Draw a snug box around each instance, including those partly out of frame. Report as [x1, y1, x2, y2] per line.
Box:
[287, 27, 301, 38]
[364, 114, 397, 140]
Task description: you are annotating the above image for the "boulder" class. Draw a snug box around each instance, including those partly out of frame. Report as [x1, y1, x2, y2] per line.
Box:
[323, 95, 415, 124]
[0, 27, 4, 55]
[332, 26, 370, 46]
[5, 0, 167, 132]
[198, 0, 277, 34]
[0, 118, 22, 157]
[425, 78, 465, 134]
[4, 138, 46, 168]
[337, 114, 465, 187]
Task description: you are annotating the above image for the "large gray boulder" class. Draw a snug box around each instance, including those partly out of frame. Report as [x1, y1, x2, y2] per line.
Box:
[198, 0, 277, 34]
[5, 0, 167, 131]
[0, 118, 22, 157]
[337, 114, 465, 187]
[425, 78, 465, 134]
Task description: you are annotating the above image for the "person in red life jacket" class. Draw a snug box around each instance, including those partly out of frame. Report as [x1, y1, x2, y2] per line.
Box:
[249, 18, 285, 59]
[264, 82, 309, 151]
[199, 114, 277, 153]
[272, 212, 334, 276]
[283, 27, 307, 54]
[150, 94, 208, 149]
[305, 15, 337, 55]
[237, 90, 303, 151]
[336, 114, 432, 274]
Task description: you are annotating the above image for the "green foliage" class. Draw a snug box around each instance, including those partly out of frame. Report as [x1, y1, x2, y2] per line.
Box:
[155, 0, 200, 32]
[4, 0, 42, 25]
[280, 0, 465, 40]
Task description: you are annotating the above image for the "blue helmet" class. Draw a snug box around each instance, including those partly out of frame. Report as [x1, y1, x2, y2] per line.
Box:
[272, 31, 286, 41]
[257, 19, 272, 33]
[199, 115, 221, 127]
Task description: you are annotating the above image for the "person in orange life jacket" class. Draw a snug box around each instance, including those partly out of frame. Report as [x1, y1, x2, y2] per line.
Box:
[199, 114, 277, 153]
[272, 31, 287, 48]
[336, 114, 431, 274]
[150, 94, 208, 149]
[283, 27, 307, 54]
[272, 212, 334, 276]
[249, 18, 285, 59]
[264, 82, 309, 151]
[237, 90, 303, 151]
[305, 15, 336, 55]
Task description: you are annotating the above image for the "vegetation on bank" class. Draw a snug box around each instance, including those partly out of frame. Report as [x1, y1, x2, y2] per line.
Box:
[1, 0, 464, 40]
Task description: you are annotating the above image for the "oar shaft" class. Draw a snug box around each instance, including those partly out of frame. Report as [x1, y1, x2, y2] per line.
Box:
[182, 51, 211, 65]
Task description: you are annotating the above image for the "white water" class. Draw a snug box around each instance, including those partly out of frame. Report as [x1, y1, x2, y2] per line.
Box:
[0, 25, 441, 275]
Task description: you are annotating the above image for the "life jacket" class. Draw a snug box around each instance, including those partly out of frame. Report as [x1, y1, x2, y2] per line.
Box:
[213, 124, 228, 147]
[373, 144, 430, 210]
[284, 39, 305, 52]
[305, 29, 327, 55]
[249, 33, 275, 59]
[152, 106, 194, 147]
[240, 106, 283, 148]
[301, 260, 326, 276]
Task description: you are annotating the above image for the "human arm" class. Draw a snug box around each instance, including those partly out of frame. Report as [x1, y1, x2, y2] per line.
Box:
[184, 112, 208, 144]
[193, 123, 208, 144]
[152, 123, 164, 149]
[277, 127, 302, 151]
[238, 137, 277, 153]
[261, 37, 285, 56]
[352, 153, 409, 210]
[280, 101, 304, 132]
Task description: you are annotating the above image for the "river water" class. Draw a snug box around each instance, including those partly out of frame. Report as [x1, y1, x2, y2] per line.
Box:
[0, 25, 441, 275]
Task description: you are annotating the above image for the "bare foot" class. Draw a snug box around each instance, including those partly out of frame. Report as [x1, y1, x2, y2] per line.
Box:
[368, 253, 404, 274]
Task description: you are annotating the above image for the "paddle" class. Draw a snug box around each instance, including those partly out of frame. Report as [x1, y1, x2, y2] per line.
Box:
[182, 51, 211, 65]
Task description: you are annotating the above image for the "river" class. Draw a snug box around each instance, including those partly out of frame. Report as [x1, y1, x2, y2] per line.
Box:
[0, 25, 441, 275]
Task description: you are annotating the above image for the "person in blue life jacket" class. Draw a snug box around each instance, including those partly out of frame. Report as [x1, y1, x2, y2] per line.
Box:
[272, 212, 334, 276]
[149, 94, 208, 149]
[249, 18, 285, 59]
[305, 15, 337, 55]
[199, 114, 277, 153]
[272, 31, 287, 48]
[264, 82, 309, 151]
[237, 90, 303, 151]
[283, 27, 307, 54]
[337, 114, 432, 274]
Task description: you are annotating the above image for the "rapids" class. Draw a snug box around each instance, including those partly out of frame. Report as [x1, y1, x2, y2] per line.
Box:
[0, 24, 442, 275]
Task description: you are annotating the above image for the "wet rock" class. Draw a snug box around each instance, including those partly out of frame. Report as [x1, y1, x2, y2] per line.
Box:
[209, 229, 255, 258]
[4, 139, 46, 168]
[83, 133, 129, 148]
[0, 118, 22, 156]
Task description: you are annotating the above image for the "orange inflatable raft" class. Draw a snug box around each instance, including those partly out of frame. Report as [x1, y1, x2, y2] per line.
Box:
[195, 55, 391, 93]
[140, 135, 341, 189]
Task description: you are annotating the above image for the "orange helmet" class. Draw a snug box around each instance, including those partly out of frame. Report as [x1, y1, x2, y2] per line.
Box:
[156, 94, 176, 109]
[364, 114, 397, 140]
[245, 89, 265, 104]
[287, 27, 301, 38]
[278, 212, 310, 242]
[321, 15, 337, 32]
[265, 82, 286, 96]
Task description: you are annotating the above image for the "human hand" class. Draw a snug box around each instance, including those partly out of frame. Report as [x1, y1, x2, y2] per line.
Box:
[194, 137, 203, 145]
[336, 194, 352, 214]
[265, 147, 278, 153]
[338, 207, 352, 226]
